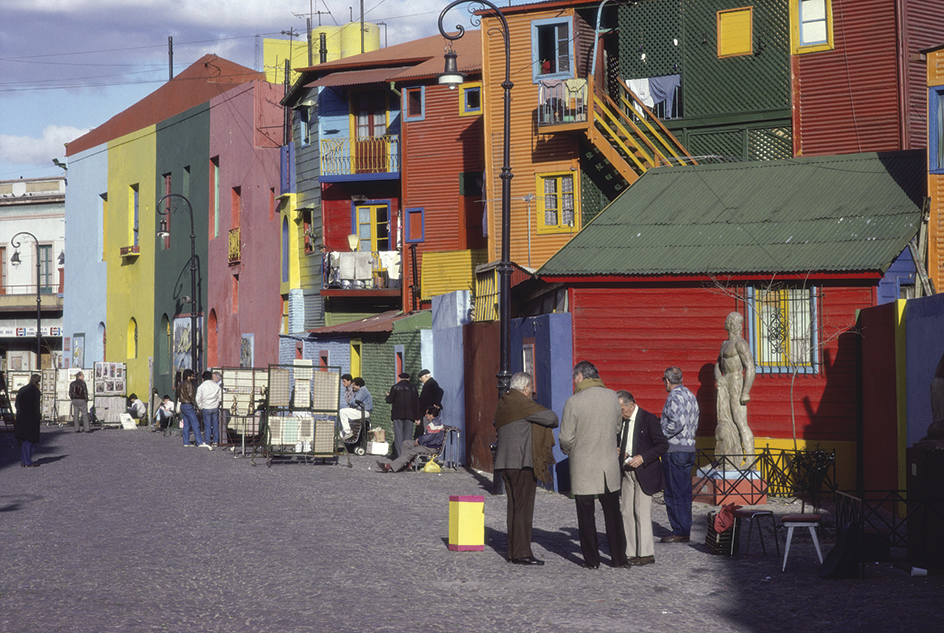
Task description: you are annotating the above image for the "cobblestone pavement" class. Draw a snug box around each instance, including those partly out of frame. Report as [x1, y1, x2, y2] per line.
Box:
[1, 427, 939, 633]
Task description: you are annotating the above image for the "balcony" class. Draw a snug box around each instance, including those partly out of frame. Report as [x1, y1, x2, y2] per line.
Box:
[321, 250, 401, 297]
[537, 78, 589, 131]
[320, 135, 400, 181]
[229, 227, 241, 264]
[120, 245, 140, 258]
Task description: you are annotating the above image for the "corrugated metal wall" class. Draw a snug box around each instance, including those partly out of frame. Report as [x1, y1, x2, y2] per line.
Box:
[794, 0, 901, 156]
[570, 283, 869, 445]
[931, 173, 944, 292]
[481, 10, 583, 268]
[902, 1, 944, 151]
[420, 249, 487, 301]
[401, 79, 485, 304]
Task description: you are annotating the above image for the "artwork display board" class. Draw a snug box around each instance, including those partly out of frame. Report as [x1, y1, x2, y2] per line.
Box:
[264, 363, 342, 464]
[93, 362, 127, 396]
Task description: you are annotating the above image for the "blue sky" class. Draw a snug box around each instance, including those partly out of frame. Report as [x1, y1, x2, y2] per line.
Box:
[0, 0, 529, 181]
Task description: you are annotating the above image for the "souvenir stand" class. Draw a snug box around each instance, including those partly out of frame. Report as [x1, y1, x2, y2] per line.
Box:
[264, 362, 341, 466]
[92, 361, 128, 428]
[55, 368, 85, 425]
[217, 366, 269, 458]
[6, 371, 32, 419]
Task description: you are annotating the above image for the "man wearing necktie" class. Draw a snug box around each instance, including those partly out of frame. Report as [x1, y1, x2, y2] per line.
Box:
[617, 390, 669, 565]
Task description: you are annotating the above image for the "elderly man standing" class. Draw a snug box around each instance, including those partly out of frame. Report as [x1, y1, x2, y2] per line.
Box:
[560, 361, 628, 569]
[386, 372, 419, 458]
[69, 371, 90, 433]
[616, 390, 668, 566]
[494, 372, 559, 566]
[659, 366, 699, 543]
[15, 374, 43, 467]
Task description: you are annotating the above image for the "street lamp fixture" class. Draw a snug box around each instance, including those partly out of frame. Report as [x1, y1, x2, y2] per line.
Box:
[439, 0, 514, 395]
[156, 193, 200, 375]
[10, 231, 43, 370]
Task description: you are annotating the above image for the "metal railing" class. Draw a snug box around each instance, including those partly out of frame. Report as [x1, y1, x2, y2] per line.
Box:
[228, 227, 240, 264]
[537, 78, 589, 127]
[693, 447, 836, 504]
[320, 135, 400, 176]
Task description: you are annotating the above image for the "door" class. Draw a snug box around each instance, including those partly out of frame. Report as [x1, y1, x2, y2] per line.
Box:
[353, 92, 387, 173]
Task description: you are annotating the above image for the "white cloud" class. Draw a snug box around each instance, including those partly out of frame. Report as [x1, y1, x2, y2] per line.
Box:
[0, 125, 88, 166]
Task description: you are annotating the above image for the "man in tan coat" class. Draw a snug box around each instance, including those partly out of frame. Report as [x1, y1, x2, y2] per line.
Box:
[559, 361, 628, 569]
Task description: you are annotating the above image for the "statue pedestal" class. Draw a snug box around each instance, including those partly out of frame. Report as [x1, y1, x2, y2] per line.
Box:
[693, 468, 767, 505]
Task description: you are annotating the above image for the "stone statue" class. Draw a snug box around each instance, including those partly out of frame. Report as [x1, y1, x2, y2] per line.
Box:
[714, 312, 756, 469]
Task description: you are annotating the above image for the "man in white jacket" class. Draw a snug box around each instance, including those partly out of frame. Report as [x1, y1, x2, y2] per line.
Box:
[196, 371, 223, 446]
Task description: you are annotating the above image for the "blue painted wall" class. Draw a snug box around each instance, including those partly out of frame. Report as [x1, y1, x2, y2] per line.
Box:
[510, 312, 573, 491]
[432, 292, 472, 465]
[63, 145, 108, 368]
[878, 247, 916, 305]
[905, 293, 944, 446]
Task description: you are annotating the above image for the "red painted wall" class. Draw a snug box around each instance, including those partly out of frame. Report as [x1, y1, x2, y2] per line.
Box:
[570, 283, 870, 444]
[321, 181, 400, 252]
[858, 301, 899, 491]
[207, 81, 282, 368]
[401, 80, 486, 308]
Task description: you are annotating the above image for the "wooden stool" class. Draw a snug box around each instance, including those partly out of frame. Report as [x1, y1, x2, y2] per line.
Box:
[734, 509, 779, 557]
[781, 513, 823, 571]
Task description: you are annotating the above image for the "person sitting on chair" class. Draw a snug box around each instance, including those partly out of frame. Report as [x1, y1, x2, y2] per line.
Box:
[154, 394, 174, 432]
[338, 377, 372, 440]
[376, 407, 444, 473]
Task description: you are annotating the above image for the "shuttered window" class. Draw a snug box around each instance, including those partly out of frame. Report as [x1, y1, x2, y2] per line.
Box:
[717, 8, 753, 58]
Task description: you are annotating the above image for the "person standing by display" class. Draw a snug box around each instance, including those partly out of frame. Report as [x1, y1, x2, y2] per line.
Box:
[15, 374, 43, 467]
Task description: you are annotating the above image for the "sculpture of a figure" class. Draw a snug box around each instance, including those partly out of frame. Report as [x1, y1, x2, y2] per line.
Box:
[714, 312, 756, 469]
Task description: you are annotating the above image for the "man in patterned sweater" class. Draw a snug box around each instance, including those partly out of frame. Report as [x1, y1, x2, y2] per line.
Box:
[659, 366, 699, 543]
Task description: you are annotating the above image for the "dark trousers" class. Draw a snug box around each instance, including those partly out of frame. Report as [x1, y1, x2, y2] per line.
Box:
[19, 439, 35, 466]
[392, 419, 413, 458]
[501, 468, 537, 560]
[662, 451, 696, 536]
[574, 483, 627, 567]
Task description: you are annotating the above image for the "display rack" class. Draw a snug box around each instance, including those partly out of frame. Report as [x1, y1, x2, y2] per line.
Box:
[264, 362, 341, 466]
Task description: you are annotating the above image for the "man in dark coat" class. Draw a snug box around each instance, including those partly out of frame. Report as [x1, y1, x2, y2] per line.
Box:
[494, 372, 559, 565]
[616, 390, 669, 565]
[14, 374, 42, 467]
[69, 370, 90, 433]
[385, 372, 419, 458]
[416, 369, 443, 420]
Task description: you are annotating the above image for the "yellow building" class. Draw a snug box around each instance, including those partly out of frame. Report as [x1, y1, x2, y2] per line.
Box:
[264, 22, 381, 84]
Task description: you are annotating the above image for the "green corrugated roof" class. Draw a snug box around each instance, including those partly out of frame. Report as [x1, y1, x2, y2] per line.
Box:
[538, 151, 925, 278]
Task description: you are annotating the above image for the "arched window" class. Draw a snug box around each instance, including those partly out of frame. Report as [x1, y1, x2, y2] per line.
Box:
[98, 322, 106, 362]
[207, 309, 218, 368]
[127, 318, 137, 359]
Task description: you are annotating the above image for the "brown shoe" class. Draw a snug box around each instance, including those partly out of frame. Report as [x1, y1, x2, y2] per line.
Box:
[660, 534, 690, 543]
[630, 555, 655, 566]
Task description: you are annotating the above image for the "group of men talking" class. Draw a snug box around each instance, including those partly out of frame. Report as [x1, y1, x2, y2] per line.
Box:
[494, 361, 699, 567]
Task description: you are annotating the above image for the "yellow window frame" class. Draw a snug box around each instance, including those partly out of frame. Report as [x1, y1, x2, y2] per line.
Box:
[717, 7, 753, 59]
[536, 171, 579, 235]
[459, 82, 483, 116]
[789, 0, 834, 55]
[355, 203, 390, 252]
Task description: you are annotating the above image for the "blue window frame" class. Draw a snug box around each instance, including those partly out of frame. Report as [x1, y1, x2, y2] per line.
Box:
[531, 16, 575, 83]
[404, 207, 425, 243]
[746, 286, 819, 375]
[931, 87, 944, 174]
[403, 86, 425, 122]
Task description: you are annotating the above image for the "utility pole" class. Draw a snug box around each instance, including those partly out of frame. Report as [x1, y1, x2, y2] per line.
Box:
[168, 36, 173, 80]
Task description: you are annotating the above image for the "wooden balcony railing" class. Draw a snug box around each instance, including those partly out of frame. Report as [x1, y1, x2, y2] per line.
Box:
[320, 135, 400, 177]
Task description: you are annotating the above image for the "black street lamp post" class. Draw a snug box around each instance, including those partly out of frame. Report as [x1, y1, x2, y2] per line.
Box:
[156, 194, 199, 375]
[438, 0, 513, 395]
[10, 231, 43, 369]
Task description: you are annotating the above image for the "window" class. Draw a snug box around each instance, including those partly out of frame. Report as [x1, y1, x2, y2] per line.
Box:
[210, 157, 220, 238]
[231, 186, 241, 229]
[931, 87, 944, 174]
[790, 0, 834, 54]
[747, 286, 819, 374]
[460, 82, 482, 116]
[405, 207, 424, 243]
[129, 184, 139, 247]
[232, 274, 239, 314]
[127, 317, 138, 360]
[536, 172, 578, 234]
[39, 245, 54, 293]
[300, 107, 313, 147]
[303, 208, 315, 254]
[404, 86, 424, 122]
[717, 8, 753, 58]
[355, 203, 389, 251]
[161, 173, 172, 249]
[350, 339, 362, 378]
[394, 345, 404, 381]
[531, 17, 574, 82]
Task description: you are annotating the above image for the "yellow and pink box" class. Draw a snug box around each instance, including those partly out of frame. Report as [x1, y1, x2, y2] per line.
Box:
[448, 495, 484, 551]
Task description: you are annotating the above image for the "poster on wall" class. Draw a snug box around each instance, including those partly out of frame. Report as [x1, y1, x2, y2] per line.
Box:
[72, 333, 85, 370]
[240, 334, 254, 368]
[173, 316, 203, 378]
